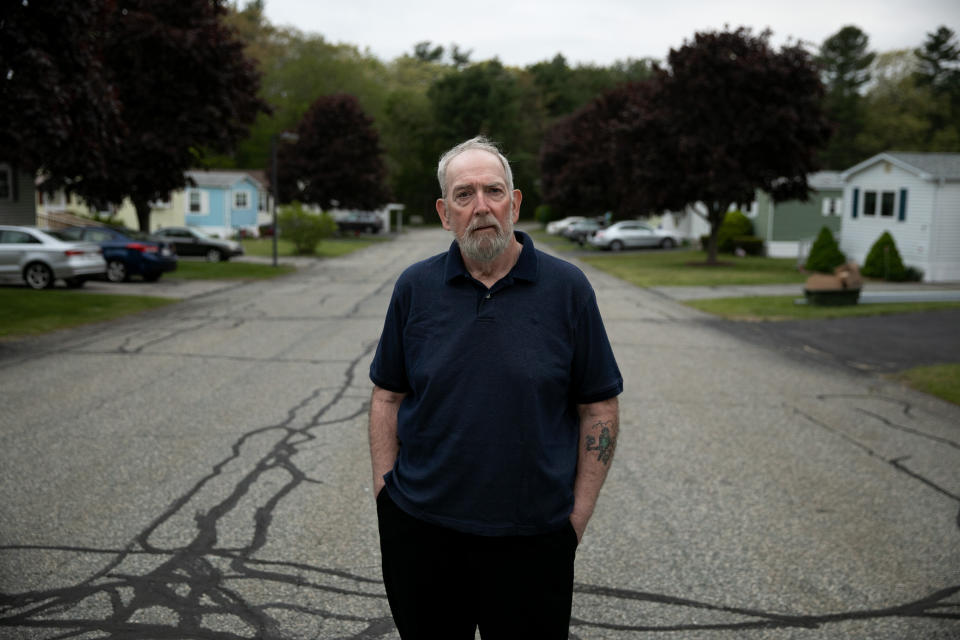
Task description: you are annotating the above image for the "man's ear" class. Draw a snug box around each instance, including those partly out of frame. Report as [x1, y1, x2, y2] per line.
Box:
[436, 198, 451, 230]
[511, 189, 523, 223]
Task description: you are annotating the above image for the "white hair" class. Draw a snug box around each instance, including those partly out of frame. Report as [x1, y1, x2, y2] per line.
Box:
[436, 136, 514, 199]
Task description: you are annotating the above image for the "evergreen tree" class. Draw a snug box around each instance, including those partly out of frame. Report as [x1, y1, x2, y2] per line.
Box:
[862, 231, 907, 281]
[817, 25, 876, 169]
[805, 227, 846, 273]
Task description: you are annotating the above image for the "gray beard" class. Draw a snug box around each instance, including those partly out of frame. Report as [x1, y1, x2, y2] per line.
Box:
[456, 215, 513, 262]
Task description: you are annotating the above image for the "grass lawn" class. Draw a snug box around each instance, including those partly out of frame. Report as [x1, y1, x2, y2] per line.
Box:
[895, 364, 960, 406]
[580, 249, 808, 287]
[167, 261, 296, 280]
[528, 229, 807, 287]
[684, 295, 960, 321]
[0, 289, 177, 338]
[240, 235, 387, 259]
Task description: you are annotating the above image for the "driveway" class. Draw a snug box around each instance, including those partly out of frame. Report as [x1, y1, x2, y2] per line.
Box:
[1, 227, 958, 639]
[702, 308, 960, 374]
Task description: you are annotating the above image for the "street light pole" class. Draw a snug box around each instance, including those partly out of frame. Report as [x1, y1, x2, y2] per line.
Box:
[271, 134, 279, 267]
[270, 131, 299, 268]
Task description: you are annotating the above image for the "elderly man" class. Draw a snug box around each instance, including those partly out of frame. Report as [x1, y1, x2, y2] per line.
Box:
[369, 136, 622, 638]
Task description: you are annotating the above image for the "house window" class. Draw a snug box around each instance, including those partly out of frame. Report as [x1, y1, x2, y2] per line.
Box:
[863, 190, 877, 216]
[880, 191, 895, 217]
[258, 191, 268, 212]
[0, 164, 11, 201]
[234, 191, 249, 209]
[821, 197, 842, 216]
[189, 191, 202, 213]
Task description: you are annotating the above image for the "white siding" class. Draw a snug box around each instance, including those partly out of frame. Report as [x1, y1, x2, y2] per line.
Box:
[929, 182, 960, 281]
[840, 162, 937, 280]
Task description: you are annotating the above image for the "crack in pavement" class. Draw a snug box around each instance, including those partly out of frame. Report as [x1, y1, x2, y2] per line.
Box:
[2, 236, 959, 637]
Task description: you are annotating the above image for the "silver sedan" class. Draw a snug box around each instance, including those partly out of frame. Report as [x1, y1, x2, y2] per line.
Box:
[0, 225, 106, 289]
[588, 220, 683, 251]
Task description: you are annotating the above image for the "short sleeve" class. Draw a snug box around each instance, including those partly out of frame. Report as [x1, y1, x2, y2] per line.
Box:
[369, 279, 411, 393]
[569, 288, 622, 404]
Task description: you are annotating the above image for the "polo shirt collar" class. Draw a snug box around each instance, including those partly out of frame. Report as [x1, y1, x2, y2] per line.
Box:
[444, 230, 539, 284]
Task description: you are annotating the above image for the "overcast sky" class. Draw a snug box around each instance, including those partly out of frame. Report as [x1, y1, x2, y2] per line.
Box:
[261, 0, 959, 67]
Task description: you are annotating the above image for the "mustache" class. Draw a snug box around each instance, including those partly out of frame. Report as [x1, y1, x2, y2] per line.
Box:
[466, 215, 502, 233]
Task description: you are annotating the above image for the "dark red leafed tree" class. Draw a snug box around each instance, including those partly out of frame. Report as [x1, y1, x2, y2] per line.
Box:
[31, 0, 269, 231]
[539, 27, 831, 264]
[276, 93, 391, 210]
[539, 85, 637, 217]
[645, 28, 832, 263]
[0, 0, 122, 184]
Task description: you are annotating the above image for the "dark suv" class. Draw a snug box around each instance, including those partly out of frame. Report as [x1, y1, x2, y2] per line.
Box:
[336, 212, 383, 234]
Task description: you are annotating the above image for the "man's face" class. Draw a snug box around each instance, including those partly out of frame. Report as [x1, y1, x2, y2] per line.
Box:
[436, 149, 522, 262]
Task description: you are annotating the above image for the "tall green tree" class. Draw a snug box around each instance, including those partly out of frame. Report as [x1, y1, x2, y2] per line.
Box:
[913, 26, 960, 138]
[817, 25, 876, 169]
[428, 60, 544, 214]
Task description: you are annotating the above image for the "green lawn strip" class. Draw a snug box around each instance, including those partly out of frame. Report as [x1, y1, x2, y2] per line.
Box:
[684, 295, 960, 321]
[0, 289, 177, 338]
[527, 229, 579, 252]
[240, 236, 387, 259]
[893, 364, 960, 406]
[167, 261, 296, 280]
[579, 248, 807, 287]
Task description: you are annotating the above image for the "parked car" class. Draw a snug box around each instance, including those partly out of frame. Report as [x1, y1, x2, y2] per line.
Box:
[52, 226, 177, 282]
[0, 225, 106, 289]
[152, 226, 244, 262]
[588, 220, 683, 251]
[546, 216, 585, 235]
[562, 219, 604, 244]
[336, 212, 383, 234]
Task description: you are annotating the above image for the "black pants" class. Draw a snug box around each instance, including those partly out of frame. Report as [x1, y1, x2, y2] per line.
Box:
[376, 489, 578, 639]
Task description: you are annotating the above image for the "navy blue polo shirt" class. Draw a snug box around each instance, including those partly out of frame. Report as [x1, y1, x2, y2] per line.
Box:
[369, 231, 622, 536]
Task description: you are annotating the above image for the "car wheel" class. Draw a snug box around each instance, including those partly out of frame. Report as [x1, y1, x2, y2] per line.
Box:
[106, 259, 129, 282]
[206, 248, 223, 262]
[23, 262, 54, 290]
[610, 240, 624, 252]
[64, 277, 86, 288]
[660, 238, 675, 249]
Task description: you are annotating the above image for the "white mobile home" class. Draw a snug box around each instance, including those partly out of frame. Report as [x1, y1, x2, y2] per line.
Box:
[840, 152, 960, 282]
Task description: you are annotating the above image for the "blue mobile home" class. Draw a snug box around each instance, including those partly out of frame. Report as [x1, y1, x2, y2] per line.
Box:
[183, 170, 266, 237]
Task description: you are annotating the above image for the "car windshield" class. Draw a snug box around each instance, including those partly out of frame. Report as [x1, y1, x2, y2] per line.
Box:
[45, 230, 75, 241]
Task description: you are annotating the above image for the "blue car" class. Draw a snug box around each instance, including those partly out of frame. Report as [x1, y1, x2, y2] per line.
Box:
[52, 226, 178, 282]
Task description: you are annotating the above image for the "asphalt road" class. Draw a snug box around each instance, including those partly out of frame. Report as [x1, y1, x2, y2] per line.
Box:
[1, 228, 958, 639]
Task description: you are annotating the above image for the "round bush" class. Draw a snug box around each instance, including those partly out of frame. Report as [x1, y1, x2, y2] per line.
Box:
[717, 210, 754, 253]
[862, 231, 907, 281]
[805, 226, 846, 273]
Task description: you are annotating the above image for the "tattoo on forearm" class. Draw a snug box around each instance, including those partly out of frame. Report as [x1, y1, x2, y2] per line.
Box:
[585, 420, 616, 465]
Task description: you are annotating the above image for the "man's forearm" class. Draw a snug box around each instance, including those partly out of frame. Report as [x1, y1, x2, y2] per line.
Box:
[570, 396, 620, 542]
[369, 385, 405, 497]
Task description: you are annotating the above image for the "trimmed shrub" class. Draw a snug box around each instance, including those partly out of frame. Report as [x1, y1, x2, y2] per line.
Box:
[717, 210, 754, 252]
[805, 226, 846, 273]
[862, 231, 907, 281]
[701, 210, 755, 253]
[278, 202, 337, 255]
[732, 235, 765, 256]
